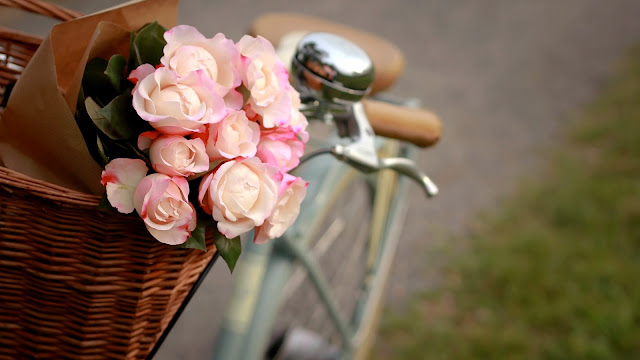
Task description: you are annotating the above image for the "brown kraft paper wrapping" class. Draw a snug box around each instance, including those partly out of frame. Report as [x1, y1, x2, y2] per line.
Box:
[0, 0, 179, 195]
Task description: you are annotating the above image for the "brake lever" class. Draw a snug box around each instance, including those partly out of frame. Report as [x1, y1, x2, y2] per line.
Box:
[377, 157, 439, 197]
[330, 143, 438, 197]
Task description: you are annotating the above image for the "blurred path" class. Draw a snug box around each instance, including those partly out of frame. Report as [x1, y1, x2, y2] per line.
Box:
[4, 0, 640, 358]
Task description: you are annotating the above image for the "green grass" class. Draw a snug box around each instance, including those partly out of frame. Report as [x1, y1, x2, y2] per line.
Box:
[375, 48, 640, 360]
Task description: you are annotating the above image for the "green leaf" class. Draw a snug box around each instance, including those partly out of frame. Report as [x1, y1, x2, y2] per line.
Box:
[95, 134, 109, 166]
[86, 95, 136, 140]
[127, 31, 136, 75]
[75, 87, 106, 167]
[123, 142, 152, 168]
[237, 85, 251, 105]
[130, 22, 167, 68]
[215, 235, 242, 273]
[85, 96, 103, 119]
[83, 58, 109, 90]
[104, 54, 126, 92]
[98, 192, 116, 212]
[180, 221, 208, 252]
[82, 57, 119, 105]
[99, 140, 150, 167]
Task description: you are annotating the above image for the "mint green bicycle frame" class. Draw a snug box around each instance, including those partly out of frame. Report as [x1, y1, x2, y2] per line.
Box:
[211, 140, 415, 360]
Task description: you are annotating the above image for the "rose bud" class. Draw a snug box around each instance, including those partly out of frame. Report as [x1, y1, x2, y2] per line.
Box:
[195, 110, 260, 161]
[133, 174, 197, 245]
[149, 135, 209, 177]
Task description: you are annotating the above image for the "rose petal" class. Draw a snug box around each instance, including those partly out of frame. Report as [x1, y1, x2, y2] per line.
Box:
[216, 216, 255, 239]
[137, 130, 161, 150]
[254, 175, 307, 244]
[128, 63, 155, 85]
[164, 25, 207, 45]
[101, 158, 148, 214]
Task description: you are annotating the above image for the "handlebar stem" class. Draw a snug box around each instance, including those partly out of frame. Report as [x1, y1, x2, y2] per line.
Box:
[330, 102, 380, 172]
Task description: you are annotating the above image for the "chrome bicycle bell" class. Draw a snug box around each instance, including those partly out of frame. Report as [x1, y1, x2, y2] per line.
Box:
[292, 32, 375, 103]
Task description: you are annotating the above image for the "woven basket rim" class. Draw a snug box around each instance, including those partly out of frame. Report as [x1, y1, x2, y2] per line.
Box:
[0, 165, 100, 205]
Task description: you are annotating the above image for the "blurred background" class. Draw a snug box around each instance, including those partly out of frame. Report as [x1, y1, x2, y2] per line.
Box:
[4, 0, 640, 358]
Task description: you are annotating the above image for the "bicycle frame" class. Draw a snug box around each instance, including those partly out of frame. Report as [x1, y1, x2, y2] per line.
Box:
[212, 140, 415, 360]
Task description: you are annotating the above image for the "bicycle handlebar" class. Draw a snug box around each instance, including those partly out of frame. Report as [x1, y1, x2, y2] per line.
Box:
[361, 99, 442, 148]
[289, 31, 441, 149]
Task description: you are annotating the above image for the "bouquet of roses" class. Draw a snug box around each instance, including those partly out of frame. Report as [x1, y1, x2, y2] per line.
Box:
[77, 22, 308, 271]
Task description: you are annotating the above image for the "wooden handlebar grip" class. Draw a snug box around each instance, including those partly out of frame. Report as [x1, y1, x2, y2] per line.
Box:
[361, 99, 442, 148]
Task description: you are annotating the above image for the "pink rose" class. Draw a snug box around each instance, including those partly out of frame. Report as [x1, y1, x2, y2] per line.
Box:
[254, 174, 308, 244]
[101, 158, 149, 214]
[148, 134, 209, 177]
[256, 129, 305, 172]
[131, 66, 226, 135]
[162, 25, 241, 97]
[133, 174, 197, 245]
[236, 35, 293, 128]
[198, 157, 278, 238]
[196, 110, 260, 161]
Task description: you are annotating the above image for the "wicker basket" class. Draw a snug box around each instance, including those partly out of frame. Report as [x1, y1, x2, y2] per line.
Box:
[0, 1, 217, 359]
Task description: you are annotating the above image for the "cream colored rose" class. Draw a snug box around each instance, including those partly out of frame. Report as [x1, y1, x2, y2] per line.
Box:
[149, 135, 209, 177]
[133, 174, 196, 245]
[254, 174, 308, 244]
[236, 35, 293, 128]
[198, 157, 278, 238]
[162, 25, 241, 97]
[200, 110, 260, 161]
[131, 66, 227, 135]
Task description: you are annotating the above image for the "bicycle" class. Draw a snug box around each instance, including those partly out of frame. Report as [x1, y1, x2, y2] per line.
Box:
[0, 1, 441, 359]
[150, 13, 442, 360]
